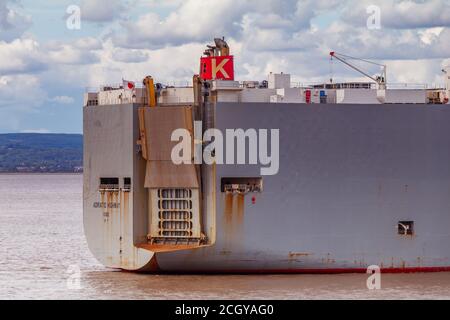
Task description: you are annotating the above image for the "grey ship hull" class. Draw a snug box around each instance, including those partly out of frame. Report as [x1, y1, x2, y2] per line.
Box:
[83, 102, 450, 273]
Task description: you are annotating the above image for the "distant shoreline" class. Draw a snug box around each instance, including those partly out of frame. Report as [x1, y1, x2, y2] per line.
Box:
[0, 172, 83, 175]
[0, 133, 82, 173]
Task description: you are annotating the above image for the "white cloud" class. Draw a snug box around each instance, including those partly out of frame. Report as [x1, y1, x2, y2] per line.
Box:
[112, 0, 338, 49]
[112, 48, 148, 62]
[419, 27, 444, 45]
[49, 96, 75, 104]
[342, 0, 450, 29]
[45, 42, 100, 65]
[0, 0, 32, 41]
[79, 40, 204, 86]
[0, 36, 103, 76]
[113, 1, 245, 48]
[20, 128, 50, 133]
[385, 59, 447, 86]
[0, 74, 46, 109]
[80, 0, 126, 22]
[303, 20, 450, 60]
[57, 0, 450, 88]
[3, 0, 450, 134]
[73, 37, 103, 50]
[0, 38, 46, 74]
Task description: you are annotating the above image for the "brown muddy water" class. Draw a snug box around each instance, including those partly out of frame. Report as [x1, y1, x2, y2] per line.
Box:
[1, 174, 450, 300]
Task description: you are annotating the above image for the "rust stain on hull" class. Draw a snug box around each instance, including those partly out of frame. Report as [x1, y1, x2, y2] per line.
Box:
[120, 191, 129, 266]
[236, 194, 244, 225]
[223, 193, 246, 246]
[224, 194, 245, 224]
[289, 252, 312, 258]
[137, 243, 202, 252]
[224, 193, 233, 224]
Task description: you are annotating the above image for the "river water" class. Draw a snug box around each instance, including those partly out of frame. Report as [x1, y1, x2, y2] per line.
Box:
[1, 174, 450, 299]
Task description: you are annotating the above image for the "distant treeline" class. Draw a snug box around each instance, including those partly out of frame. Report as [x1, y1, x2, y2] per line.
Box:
[0, 133, 83, 173]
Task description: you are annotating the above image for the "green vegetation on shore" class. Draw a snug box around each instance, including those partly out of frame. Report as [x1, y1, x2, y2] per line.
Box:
[0, 133, 82, 173]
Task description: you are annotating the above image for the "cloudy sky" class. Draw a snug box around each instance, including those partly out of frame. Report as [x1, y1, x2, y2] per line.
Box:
[0, 0, 449, 133]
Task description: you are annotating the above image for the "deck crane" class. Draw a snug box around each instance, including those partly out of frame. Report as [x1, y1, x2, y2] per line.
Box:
[143, 76, 156, 108]
[330, 52, 387, 90]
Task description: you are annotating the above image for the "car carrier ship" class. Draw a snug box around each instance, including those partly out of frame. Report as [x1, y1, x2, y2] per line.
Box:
[83, 38, 450, 273]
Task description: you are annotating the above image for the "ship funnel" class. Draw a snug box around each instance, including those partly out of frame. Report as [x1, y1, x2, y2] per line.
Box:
[214, 37, 229, 56]
[200, 38, 234, 80]
[203, 37, 230, 57]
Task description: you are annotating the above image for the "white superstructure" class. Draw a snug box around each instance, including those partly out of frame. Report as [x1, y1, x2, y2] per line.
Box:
[84, 72, 447, 107]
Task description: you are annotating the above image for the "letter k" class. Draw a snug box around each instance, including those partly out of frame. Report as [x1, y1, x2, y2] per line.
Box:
[212, 58, 229, 79]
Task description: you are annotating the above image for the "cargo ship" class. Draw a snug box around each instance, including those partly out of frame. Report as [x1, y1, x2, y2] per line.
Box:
[83, 38, 450, 273]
